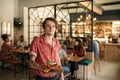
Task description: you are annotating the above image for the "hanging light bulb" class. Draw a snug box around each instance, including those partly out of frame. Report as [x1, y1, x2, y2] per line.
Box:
[88, 14, 91, 19]
[80, 15, 83, 20]
[86, 16, 88, 20]
[93, 17, 97, 21]
[78, 18, 80, 21]
[80, 15, 83, 18]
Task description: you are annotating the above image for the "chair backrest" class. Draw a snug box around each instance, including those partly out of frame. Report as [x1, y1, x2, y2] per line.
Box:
[99, 43, 105, 51]
[85, 51, 94, 61]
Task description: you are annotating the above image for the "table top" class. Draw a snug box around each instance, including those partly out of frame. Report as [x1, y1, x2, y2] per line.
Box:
[69, 56, 84, 62]
[10, 48, 29, 54]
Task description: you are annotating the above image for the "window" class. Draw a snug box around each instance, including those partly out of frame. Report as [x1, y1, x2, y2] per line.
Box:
[29, 6, 54, 43]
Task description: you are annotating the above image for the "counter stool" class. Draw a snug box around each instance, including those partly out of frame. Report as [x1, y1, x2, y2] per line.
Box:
[78, 59, 92, 80]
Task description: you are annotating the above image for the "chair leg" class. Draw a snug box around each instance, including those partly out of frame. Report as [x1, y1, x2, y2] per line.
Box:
[83, 66, 85, 80]
[94, 58, 100, 74]
[98, 58, 100, 72]
[2, 61, 5, 69]
[28, 68, 31, 79]
[94, 59, 97, 75]
[14, 65, 16, 78]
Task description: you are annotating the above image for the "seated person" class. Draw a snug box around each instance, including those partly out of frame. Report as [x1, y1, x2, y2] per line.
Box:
[74, 38, 85, 57]
[16, 35, 28, 49]
[69, 38, 85, 78]
[63, 36, 74, 49]
[59, 48, 71, 73]
[0, 34, 15, 60]
[61, 42, 67, 51]
[86, 35, 99, 58]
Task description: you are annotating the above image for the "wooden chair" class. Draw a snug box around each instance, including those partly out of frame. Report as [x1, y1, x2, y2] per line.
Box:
[5, 59, 23, 77]
[64, 72, 71, 80]
[28, 68, 36, 80]
[0, 58, 7, 69]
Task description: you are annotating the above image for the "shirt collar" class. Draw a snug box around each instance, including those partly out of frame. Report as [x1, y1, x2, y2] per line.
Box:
[40, 34, 55, 44]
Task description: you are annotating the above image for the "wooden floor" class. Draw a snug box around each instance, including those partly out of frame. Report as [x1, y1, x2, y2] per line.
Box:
[0, 60, 119, 80]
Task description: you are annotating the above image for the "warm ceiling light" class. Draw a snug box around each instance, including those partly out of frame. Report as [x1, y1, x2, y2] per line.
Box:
[93, 17, 97, 21]
[1, 22, 11, 35]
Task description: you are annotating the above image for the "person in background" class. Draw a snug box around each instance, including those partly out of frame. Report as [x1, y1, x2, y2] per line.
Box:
[69, 38, 85, 78]
[74, 39, 85, 57]
[59, 41, 70, 73]
[107, 36, 112, 43]
[86, 35, 99, 58]
[29, 17, 64, 80]
[0, 34, 15, 60]
[16, 35, 28, 49]
[63, 36, 73, 49]
[59, 48, 70, 73]
[117, 34, 120, 44]
[86, 35, 100, 73]
[61, 42, 67, 51]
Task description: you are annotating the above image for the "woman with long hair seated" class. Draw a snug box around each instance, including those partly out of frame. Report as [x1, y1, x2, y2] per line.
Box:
[70, 38, 85, 79]
[0, 34, 15, 60]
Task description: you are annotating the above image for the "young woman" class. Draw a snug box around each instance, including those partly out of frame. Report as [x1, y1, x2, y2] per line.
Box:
[0, 34, 15, 60]
[70, 38, 85, 78]
[74, 39, 85, 57]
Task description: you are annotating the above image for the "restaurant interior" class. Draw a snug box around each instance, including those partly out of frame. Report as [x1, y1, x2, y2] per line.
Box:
[0, 0, 120, 80]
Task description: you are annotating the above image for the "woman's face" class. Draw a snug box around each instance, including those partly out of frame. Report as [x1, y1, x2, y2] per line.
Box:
[6, 37, 10, 42]
[74, 41, 79, 46]
[86, 37, 91, 42]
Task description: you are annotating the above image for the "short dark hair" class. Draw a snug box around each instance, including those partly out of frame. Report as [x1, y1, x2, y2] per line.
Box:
[20, 35, 24, 38]
[42, 17, 58, 29]
[87, 35, 92, 40]
[108, 36, 111, 39]
[1, 34, 8, 41]
[75, 38, 81, 43]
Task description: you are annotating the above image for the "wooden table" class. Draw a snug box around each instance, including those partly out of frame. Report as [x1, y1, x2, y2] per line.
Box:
[10, 48, 30, 73]
[69, 56, 84, 79]
[69, 56, 84, 62]
[10, 49, 29, 54]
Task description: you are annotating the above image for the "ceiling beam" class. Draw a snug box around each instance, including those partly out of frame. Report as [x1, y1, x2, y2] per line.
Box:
[102, 1, 120, 6]
[79, 2, 102, 15]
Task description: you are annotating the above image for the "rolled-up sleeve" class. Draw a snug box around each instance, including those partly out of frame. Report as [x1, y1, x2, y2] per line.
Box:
[30, 40, 38, 57]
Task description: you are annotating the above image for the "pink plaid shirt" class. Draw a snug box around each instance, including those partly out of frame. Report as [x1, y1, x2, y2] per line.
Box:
[30, 34, 61, 77]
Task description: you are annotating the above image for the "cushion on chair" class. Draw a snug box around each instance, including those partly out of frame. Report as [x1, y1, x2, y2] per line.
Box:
[78, 59, 92, 66]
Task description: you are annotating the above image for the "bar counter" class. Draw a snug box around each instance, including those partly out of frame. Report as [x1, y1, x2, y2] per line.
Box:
[100, 43, 120, 62]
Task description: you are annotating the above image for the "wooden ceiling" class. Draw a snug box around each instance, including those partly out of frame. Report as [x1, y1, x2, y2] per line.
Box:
[94, 0, 120, 11]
